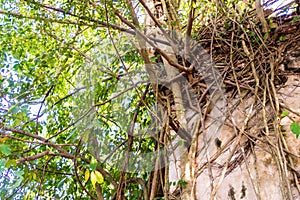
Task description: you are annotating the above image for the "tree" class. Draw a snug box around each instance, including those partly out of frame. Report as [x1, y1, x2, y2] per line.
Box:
[1, 0, 300, 199]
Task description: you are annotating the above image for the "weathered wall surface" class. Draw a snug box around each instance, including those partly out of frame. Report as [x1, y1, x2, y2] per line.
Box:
[168, 73, 300, 199]
[194, 73, 300, 200]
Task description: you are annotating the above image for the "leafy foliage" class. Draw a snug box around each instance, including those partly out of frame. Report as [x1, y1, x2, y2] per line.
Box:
[290, 122, 300, 139]
[0, 0, 158, 198]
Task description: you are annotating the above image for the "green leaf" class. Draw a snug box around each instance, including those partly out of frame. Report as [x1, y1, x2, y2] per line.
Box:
[90, 157, 98, 171]
[5, 159, 17, 168]
[290, 122, 300, 138]
[90, 170, 104, 188]
[9, 105, 19, 114]
[94, 171, 104, 184]
[84, 169, 90, 182]
[0, 144, 11, 155]
[192, 1, 196, 8]
[0, 159, 6, 173]
[279, 36, 286, 41]
[281, 110, 289, 118]
[9, 176, 24, 189]
[90, 171, 97, 188]
[292, 16, 299, 24]
[57, 177, 67, 188]
[224, 22, 229, 29]
[15, 170, 24, 177]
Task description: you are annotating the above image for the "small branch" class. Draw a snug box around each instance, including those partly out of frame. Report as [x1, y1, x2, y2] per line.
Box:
[169, 117, 192, 144]
[2, 126, 47, 142]
[16, 151, 55, 164]
[36, 85, 54, 135]
[1, 126, 74, 159]
[2, 127, 117, 189]
[0, 9, 91, 26]
[116, 85, 150, 199]
[35, 167, 74, 176]
[0, 132, 39, 145]
[23, 0, 129, 32]
[0, 4, 169, 46]
[185, 0, 196, 60]
[113, 8, 192, 73]
[73, 139, 97, 200]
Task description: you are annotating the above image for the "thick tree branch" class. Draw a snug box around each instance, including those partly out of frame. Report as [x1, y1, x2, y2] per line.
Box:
[255, 0, 269, 33]
[138, 0, 173, 41]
